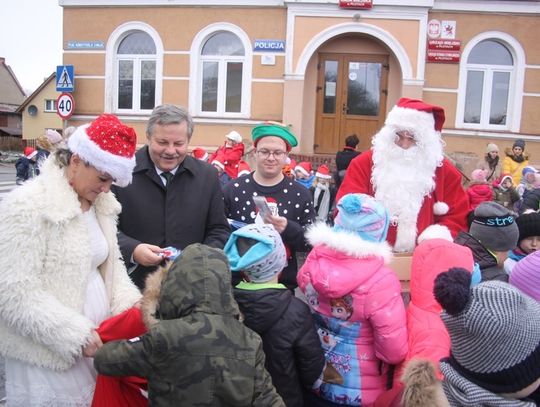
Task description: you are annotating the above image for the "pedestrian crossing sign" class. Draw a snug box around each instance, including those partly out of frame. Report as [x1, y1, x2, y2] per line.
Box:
[56, 65, 74, 92]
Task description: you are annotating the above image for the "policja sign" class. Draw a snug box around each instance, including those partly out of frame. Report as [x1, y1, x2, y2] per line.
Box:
[253, 40, 285, 52]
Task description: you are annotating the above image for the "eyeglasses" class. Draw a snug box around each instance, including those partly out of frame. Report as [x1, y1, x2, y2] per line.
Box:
[255, 149, 287, 159]
[395, 130, 417, 145]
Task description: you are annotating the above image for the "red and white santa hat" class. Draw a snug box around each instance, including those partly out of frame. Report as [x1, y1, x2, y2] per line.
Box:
[67, 114, 137, 187]
[237, 160, 251, 177]
[315, 164, 332, 179]
[192, 147, 208, 161]
[294, 161, 312, 177]
[385, 98, 445, 140]
[24, 147, 37, 160]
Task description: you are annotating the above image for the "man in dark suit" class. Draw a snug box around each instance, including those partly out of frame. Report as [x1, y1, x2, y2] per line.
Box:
[112, 104, 230, 289]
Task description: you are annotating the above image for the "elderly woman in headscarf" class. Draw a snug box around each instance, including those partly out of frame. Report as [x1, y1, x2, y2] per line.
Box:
[0, 114, 142, 406]
[503, 139, 529, 186]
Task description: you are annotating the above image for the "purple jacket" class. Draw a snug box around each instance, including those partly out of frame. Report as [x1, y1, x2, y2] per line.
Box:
[298, 223, 408, 406]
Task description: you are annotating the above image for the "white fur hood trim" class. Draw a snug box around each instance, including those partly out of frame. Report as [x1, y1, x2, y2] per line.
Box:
[417, 224, 452, 244]
[306, 222, 393, 264]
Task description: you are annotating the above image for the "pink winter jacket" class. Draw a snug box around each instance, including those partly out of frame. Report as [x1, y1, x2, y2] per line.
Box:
[405, 239, 474, 377]
[298, 223, 408, 406]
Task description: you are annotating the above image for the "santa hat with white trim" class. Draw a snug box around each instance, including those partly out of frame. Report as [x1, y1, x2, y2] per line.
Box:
[315, 164, 332, 180]
[294, 161, 312, 177]
[192, 147, 208, 161]
[67, 114, 137, 187]
[385, 98, 445, 141]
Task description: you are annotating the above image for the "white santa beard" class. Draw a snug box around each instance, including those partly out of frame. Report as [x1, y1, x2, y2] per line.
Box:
[371, 127, 443, 223]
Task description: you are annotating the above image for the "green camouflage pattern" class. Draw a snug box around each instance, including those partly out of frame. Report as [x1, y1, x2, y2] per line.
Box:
[94, 243, 284, 406]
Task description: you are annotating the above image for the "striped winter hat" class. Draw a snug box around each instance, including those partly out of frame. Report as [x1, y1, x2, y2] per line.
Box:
[434, 268, 540, 394]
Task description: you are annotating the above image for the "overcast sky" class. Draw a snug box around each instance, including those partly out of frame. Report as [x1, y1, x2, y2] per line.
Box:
[1, 0, 63, 94]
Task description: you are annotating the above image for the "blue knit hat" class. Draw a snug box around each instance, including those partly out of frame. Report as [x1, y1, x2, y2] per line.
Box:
[224, 223, 287, 283]
[333, 193, 389, 243]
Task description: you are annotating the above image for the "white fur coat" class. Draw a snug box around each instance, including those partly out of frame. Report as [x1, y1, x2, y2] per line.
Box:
[0, 158, 141, 370]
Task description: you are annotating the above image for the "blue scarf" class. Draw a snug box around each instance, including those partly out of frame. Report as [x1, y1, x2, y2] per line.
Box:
[296, 175, 314, 189]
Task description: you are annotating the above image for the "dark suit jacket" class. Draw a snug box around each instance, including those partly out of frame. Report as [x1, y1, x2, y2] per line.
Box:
[112, 146, 230, 288]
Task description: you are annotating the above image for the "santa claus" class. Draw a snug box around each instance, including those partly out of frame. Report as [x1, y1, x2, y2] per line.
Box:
[336, 98, 469, 252]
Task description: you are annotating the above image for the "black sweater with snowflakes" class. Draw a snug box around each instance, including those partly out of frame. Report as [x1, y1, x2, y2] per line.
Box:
[223, 174, 315, 288]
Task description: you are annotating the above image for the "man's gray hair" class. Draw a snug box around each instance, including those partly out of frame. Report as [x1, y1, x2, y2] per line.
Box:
[146, 104, 194, 140]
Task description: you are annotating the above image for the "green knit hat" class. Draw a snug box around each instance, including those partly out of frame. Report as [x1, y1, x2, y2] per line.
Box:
[252, 122, 298, 151]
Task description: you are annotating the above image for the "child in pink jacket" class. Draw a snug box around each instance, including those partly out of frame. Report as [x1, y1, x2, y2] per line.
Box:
[298, 193, 408, 406]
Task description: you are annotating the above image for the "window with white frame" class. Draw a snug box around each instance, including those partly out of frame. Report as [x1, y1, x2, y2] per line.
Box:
[45, 99, 56, 112]
[115, 31, 157, 112]
[462, 40, 514, 128]
[199, 31, 246, 115]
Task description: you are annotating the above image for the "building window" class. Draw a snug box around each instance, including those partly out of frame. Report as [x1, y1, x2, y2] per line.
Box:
[105, 22, 163, 114]
[45, 99, 56, 112]
[115, 31, 156, 112]
[457, 33, 524, 132]
[190, 24, 252, 118]
[464, 40, 513, 126]
[199, 32, 245, 115]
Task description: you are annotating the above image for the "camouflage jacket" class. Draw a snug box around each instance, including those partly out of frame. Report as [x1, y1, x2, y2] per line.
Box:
[94, 243, 284, 407]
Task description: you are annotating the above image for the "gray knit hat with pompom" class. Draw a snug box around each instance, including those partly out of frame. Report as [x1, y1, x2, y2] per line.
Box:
[434, 268, 540, 394]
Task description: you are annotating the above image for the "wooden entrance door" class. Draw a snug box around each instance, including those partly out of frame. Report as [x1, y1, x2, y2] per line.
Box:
[314, 53, 389, 154]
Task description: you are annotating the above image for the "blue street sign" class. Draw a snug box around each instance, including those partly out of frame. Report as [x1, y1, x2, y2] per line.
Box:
[56, 65, 75, 92]
[253, 39, 286, 52]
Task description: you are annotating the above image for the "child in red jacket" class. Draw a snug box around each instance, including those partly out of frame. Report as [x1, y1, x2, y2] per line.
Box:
[466, 169, 493, 211]
[209, 130, 245, 180]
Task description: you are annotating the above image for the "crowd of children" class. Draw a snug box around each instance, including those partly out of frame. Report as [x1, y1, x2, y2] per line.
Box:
[12, 131, 540, 406]
[91, 193, 540, 406]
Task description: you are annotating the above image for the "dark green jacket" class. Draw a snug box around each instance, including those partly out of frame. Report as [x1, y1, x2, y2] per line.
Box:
[94, 243, 284, 407]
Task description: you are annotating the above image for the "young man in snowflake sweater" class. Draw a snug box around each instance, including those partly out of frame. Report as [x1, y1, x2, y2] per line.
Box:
[223, 122, 314, 289]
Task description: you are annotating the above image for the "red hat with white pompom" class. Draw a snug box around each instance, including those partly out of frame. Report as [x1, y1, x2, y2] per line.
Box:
[315, 164, 332, 179]
[68, 114, 137, 187]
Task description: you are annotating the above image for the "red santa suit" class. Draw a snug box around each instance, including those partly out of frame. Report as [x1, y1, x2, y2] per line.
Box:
[209, 130, 245, 179]
[336, 98, 469, 252]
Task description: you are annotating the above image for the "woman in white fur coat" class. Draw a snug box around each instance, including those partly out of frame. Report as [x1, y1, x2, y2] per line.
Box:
[0, 114, 142, 406]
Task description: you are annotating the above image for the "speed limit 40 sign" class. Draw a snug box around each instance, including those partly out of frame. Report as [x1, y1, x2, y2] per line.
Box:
[56, 92, 75, 120]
